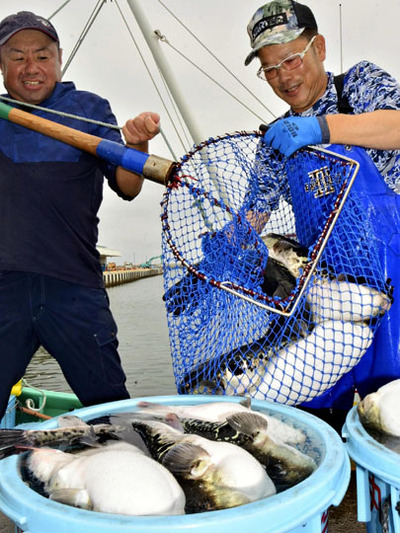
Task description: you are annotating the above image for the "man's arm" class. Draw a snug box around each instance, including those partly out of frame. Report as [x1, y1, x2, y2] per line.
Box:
[326, 110, 400, 150]
[262, 110, 400, 157]
[116, 112, 160, 197]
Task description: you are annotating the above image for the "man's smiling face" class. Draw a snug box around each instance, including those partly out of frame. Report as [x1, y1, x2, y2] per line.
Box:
[0, 29, 62, 104]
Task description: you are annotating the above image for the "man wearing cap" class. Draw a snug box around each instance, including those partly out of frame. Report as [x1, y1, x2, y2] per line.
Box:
[245, 1, 400, 430]
[0, 11, 160, 421]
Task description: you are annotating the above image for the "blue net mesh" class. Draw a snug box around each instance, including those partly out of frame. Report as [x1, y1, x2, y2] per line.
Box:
[161, 132, 392, 405]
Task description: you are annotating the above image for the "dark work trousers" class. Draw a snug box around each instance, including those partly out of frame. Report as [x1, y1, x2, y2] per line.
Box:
[0, 271, 130, 420]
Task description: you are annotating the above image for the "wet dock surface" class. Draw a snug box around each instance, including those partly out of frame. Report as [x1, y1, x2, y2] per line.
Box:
[0, 472, 366, 532]
[0, 515, 13, 533]
[329, 471, 366, 532]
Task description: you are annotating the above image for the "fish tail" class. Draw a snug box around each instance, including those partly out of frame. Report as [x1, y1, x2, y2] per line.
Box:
[0, 429, 32, 459]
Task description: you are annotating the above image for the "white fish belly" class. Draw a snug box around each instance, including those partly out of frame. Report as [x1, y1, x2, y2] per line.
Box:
[81, 450, 186, 515]
[307, 280, 391, 322]
[252, 320, 374, 405]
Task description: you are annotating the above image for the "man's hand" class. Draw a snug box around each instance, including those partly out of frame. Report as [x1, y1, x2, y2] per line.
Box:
[122, 112, 160, 146]
[262, 116, 330, 156]
[116, 112, 160, 196]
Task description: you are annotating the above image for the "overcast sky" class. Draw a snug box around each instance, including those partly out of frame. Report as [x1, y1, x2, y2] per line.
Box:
[1, 0, 399, 264]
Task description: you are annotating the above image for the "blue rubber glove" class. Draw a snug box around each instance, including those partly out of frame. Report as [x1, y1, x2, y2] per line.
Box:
[263, 116, 330, 157]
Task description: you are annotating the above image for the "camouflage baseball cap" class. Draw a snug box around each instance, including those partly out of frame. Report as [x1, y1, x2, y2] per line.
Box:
[0, 11, 59, 46]
[245, 0, 317, 65]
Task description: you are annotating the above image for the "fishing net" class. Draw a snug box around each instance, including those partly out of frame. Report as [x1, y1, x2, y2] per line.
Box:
[161, 132, 392, 405]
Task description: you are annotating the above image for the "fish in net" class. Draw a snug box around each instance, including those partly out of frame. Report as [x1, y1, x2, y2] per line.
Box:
[161, 132, 393, 405]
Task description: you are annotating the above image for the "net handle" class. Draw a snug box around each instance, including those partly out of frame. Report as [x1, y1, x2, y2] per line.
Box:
[0, 100, 175, 185]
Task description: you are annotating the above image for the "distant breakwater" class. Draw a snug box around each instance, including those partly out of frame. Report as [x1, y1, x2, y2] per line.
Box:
[103, 267, 162, 288]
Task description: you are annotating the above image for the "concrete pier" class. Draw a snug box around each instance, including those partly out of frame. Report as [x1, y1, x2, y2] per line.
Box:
[103, 267, 162, 288]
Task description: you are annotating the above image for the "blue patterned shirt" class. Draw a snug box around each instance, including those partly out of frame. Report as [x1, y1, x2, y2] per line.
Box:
[253, 61, 400, 212]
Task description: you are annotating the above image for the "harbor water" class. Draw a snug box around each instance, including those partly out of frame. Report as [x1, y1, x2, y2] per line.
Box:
[22, 273, 177, 398]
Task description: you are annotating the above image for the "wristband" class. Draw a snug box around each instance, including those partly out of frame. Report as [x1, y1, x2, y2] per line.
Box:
[316, 116, 330, 144]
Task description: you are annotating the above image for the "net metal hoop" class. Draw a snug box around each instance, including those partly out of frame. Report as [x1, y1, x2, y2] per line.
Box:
[161, 133, 360, 315]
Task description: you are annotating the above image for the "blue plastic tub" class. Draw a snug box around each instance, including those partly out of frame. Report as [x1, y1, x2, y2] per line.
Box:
[0, 395, 350, 533]
[343, 405, 400, 532]
[0, 395, 16, 429]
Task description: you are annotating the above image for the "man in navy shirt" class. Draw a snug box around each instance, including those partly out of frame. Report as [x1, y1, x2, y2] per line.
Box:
[0, 11, 160, 420]
[244, 1, 400, 431]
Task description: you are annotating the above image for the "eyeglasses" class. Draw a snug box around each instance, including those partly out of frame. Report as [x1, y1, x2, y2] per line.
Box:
[257, 35, 317, 81]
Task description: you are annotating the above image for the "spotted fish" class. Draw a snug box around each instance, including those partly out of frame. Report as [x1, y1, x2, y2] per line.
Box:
[163, 411, 317, 490]
[0, 415, 128, 459]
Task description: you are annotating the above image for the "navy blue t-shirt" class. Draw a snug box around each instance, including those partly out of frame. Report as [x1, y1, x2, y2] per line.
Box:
[0, 82, 132, 288]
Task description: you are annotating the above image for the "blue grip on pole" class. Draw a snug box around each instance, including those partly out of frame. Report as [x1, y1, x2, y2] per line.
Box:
[96, 139, 149, 175]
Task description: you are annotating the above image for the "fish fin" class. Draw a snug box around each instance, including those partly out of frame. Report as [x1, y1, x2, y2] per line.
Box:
[78, 439, 101, 449]
[164, 413, 185, 432]
[78, 426, 101, 448]
[239, 397, 252, 409]
[162, 442, 211, 479]
[0, 429, 32, 459]
[226, 412, 268, 436]
[262, 257, 296, 297]
[86, 415, 113, 425]
[108, 430, 150, 454]
[49, 488, 92, 509]
[57, 415, 89, 428]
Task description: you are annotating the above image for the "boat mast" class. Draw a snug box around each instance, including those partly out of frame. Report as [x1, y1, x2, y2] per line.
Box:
[125, 0, 230, 207]
[125, 0, 204, 147]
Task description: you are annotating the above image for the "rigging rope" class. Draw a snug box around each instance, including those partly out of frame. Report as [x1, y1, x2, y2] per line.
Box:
[47, 0, 73, 20]
[61, 0, 107, 77]
[20, 379, 47, 413]
[113, 0, 186, 159]
[154, 29, 271, 125]
[156, 0, 277, 121]
[0, 95, 122, 130]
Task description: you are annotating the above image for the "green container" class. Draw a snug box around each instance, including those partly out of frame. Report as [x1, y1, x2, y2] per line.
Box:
[15, 387, 82, 425]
